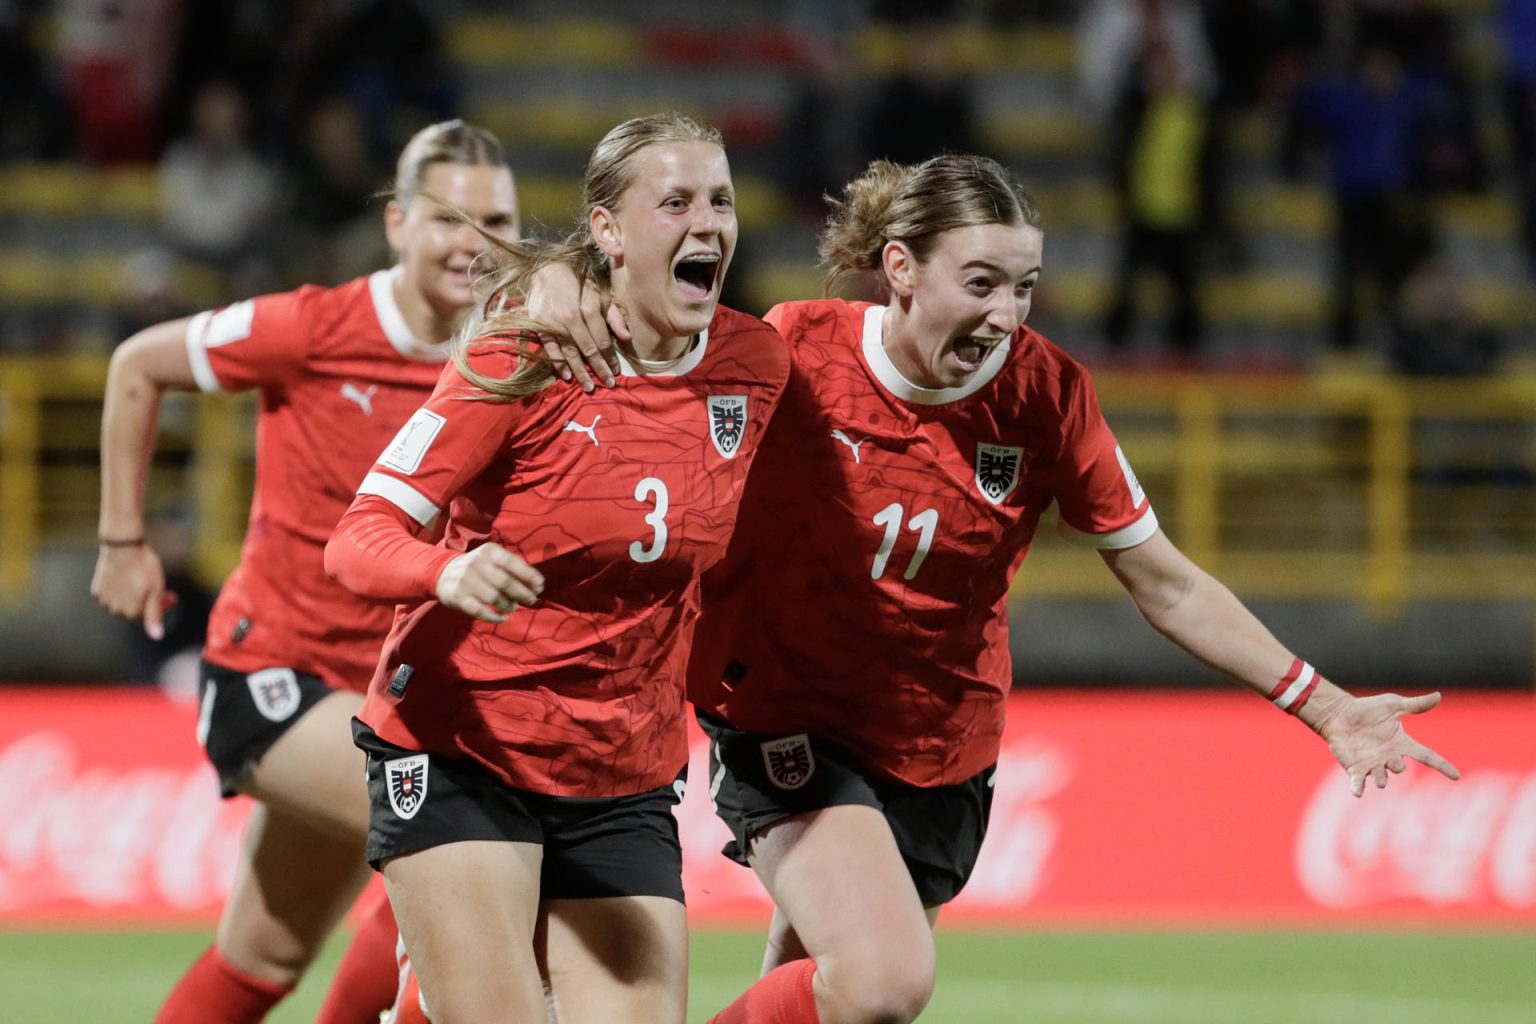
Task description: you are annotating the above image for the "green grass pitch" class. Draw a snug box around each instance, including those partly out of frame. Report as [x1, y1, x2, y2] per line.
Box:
[1, 926, 1531, 1023]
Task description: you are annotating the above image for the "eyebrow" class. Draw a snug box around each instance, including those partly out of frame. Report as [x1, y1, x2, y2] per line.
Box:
[961, 259, 1041, 276]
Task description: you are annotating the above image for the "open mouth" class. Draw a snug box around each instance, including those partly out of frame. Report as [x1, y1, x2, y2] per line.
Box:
[950, 335, 1002, 371]
[673, 253, 721, 301]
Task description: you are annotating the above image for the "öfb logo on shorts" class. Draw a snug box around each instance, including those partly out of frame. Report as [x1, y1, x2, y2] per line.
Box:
[385, 755, 429, 819]
[245, 668, 301, 722]
[761, 734, 815, 790]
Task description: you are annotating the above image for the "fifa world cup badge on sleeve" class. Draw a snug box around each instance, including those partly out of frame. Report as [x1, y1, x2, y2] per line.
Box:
[385, 755, 430, 819]
[761, 735, 815, 790]
[708, 395, 748, 458]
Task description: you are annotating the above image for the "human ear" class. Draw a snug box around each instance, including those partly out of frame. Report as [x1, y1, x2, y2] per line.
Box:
[882, 241, 917, 298]
[383, 199, 407, 254]
[590, 205, 623, 260]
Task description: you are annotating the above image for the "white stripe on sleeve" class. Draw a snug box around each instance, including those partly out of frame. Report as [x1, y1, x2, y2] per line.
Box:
[1056, 507, 1160, 550]
[183, 311, 222, 393]
[356, 472, 441, 527]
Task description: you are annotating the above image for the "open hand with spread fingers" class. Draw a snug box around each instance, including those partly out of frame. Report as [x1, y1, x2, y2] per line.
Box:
[526, 261, 629, 392]
[1302, 689, 1461, 797]
[434, 544, 545, 623]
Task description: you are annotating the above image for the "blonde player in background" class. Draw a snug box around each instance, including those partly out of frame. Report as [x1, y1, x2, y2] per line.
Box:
[92, 120, 518, 1024]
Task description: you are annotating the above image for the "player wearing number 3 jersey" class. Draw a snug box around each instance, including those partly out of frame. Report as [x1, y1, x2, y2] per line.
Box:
[325, 113, 787, 1024]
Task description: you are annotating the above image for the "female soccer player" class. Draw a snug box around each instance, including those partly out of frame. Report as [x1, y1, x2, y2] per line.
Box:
[91, 120, 518, 1024]
[537, 153, 1460, 1024]
[323, 113, 789, 1024]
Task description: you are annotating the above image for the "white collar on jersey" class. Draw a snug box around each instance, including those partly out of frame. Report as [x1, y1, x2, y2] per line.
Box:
[860, 304, 1010, 406]
[368, 266, 455, 362]
[613, 328, 710, 377]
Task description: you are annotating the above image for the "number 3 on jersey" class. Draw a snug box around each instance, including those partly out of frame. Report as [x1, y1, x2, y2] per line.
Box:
[629, 477, 670, 563]
[871, 502, 938, 580]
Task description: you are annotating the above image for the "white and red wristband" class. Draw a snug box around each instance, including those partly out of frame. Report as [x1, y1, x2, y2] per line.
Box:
[1269, 657, 1320, 714]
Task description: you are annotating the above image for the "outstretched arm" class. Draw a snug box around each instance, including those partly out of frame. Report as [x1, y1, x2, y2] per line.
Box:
[1101, 530, 1460, 796]
[91, 318, 200, 639]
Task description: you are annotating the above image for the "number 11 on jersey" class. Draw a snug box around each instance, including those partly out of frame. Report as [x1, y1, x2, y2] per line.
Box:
[871, 502, 938, 580]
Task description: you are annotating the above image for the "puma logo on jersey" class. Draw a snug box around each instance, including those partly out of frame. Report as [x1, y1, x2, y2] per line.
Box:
[830, 429, 866, 464]
[562, 415, 602, 445]
[340, 382, 378, 415]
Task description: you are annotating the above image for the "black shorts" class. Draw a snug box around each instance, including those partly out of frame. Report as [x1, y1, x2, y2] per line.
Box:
[697, 712, 995, 906]
[198, 658, 337, 797]
[353, 719, 686, 902]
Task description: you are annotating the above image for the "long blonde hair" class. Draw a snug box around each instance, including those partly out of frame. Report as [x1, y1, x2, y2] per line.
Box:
[819, 154, 1041, 299]
[452, 113, 725, 400]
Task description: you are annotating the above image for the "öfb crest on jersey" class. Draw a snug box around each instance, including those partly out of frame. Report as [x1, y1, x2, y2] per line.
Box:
[707, 395, 748, 458]
[975, 443, 1023, 504]
[385, 754, 429, 819]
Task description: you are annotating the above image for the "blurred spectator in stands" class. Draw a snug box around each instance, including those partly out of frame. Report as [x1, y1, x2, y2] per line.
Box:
[1289, 34, 1435, 355]
[0, 0, 73, 160]
[285, 94, 390, 283]
[57, 0, 181, 165]
[305, 0, 462, 165]
[1392, 0, 1488, 195]
[114, 248, 194, 341]
[862, 13, 983, 166]
[161, 0, 296, 155]
[158, 79, 279, 289]
[1202, 0, 1324, 267]
[1387, 251, 1502, 377]
[778, 34, 864, 220]
[1081, 0, 1217, 359]
[1502, 0, 1536, 277]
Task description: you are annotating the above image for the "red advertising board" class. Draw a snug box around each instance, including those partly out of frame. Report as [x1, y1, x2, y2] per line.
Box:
[1, 687, 1531, 927]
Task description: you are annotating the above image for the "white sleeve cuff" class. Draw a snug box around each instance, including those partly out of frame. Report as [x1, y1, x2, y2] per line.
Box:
[183, 311, 223, 393]
[1056, 507, 1159, 549]
[357, 472, 441, 527]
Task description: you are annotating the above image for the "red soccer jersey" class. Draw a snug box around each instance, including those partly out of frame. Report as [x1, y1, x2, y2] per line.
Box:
[351, 306, 789, 798]
[688, 300, 1156, 786]
[188, 268, 456, 690]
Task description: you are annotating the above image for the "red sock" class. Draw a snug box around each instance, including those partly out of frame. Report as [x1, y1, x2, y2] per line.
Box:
[708, 958, 821, 1024]
[314, 885, 401, 1024]
[153, 945, 293, 1024]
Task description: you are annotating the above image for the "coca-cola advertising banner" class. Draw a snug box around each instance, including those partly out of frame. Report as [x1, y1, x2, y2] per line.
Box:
[1, 688, 1532, 926]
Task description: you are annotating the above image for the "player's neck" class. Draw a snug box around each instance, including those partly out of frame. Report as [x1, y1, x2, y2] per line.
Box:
[624, 321, 695, 367]
[880, 305, 941, 390]
[392, 277, 461, 345]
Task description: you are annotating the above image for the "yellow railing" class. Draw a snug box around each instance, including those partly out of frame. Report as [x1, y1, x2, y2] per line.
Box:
[1, 357, 1534, 613]
[1019, 368, 1536, 614]
[0, 356, 251, 599]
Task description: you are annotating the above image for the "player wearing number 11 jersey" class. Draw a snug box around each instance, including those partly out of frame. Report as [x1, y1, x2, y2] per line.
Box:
[690, 297, 1152, 789]
[673, 156, 1458, 1024]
